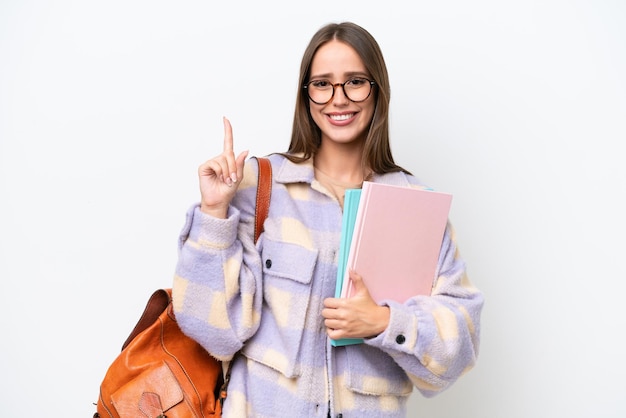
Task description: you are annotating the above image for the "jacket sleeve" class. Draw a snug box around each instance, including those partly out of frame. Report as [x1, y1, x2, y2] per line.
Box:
[364, 222, 484, 397]
[171, 160, 263, 361]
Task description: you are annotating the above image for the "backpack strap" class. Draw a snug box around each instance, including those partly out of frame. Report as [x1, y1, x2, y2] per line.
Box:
[253, 156, 272, 243]
[120, 289, 170, 351]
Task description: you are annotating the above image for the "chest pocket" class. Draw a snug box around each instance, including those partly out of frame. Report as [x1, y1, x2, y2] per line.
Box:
[242, 237, 318, 378]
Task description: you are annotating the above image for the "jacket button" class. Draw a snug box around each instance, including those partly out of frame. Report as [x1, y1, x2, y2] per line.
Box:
[265, 259, 272, 268]
[395, 334, 406, 344]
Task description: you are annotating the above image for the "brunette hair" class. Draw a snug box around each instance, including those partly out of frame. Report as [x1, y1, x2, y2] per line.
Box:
[283, 21, 409, 175]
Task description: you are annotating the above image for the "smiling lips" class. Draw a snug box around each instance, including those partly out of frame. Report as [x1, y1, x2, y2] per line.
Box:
[329, 113, 355, 122]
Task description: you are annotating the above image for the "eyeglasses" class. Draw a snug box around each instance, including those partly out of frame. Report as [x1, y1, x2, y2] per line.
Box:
[303, 77, 375, 105]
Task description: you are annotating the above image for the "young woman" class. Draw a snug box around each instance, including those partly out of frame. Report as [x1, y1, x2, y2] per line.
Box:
[173, 21, 483, 418]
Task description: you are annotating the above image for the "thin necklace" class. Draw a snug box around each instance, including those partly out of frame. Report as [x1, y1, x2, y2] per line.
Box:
[314, 166, 368, 208]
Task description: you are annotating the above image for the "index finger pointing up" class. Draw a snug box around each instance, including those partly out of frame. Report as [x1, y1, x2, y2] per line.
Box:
[223, 116, 234, 152]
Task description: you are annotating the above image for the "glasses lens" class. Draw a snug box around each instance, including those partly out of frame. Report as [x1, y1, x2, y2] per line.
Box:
[307, 80, 333, 104]
[344, 78, 372, 102]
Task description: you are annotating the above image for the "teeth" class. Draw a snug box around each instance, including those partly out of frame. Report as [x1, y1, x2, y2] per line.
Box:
[330, 114, 353, 121]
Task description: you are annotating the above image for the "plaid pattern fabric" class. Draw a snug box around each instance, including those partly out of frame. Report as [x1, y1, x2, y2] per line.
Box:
[173, 154, 483, 417]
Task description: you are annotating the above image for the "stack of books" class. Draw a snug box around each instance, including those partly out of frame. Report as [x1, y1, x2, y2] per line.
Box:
[331, 181, 453, 346]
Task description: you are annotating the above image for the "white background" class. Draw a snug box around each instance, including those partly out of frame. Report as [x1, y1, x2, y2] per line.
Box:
[1, 1, 625, 417]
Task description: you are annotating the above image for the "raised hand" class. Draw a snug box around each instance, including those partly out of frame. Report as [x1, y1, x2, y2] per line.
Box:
[198, 117, 249, 218]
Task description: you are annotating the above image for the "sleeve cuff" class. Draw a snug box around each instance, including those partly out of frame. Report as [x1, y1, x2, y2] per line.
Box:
[365, 300, 418, 353]
[178, 203, 241, 250]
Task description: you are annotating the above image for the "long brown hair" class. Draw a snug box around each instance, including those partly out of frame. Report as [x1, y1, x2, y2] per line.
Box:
[283, 21, 409, 175]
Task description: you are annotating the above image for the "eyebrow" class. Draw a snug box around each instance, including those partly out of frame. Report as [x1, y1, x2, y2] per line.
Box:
[309, 71, 370, 80]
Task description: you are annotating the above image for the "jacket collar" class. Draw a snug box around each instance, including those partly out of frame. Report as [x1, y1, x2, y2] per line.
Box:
[270, 153, 414, 188]
[272, 154, 316, 185]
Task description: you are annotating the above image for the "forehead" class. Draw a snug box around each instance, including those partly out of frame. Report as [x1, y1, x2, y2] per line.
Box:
[310, 40, 366, 76]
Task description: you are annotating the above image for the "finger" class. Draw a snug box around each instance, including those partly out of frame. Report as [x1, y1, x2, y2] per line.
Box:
[349, 269, 362, 281]
[223, 116, 234, 153]
[321, 306, 340, 320]
[200, 155, 238, 187]
[348, 269, 369, 297]
[222, 117, 242, 184]
[323, 297, 341, 309]
[233, 150, 249, 183]
[327, 328, 344, 340]
[199, 158, 225, 183]
[324, 318, 344, 330]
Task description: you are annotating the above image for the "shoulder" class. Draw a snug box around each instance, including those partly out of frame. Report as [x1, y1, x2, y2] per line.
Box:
[262, 153, 315, 185]
[374, 171, 429, 188]
[240, 153, 314, 198]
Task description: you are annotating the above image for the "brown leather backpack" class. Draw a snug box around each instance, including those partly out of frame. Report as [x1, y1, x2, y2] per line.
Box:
[94, 157, 272, 418]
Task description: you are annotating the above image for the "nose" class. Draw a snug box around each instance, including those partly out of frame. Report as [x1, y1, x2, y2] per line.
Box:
[331, 83, 350, 105]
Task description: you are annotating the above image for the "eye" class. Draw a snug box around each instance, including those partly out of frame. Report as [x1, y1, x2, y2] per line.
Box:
[346, 78, 369, 87]
[310, 79, 331, 89]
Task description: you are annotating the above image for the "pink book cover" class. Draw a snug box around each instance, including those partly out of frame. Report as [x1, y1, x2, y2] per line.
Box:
[341, 181, 452, 303]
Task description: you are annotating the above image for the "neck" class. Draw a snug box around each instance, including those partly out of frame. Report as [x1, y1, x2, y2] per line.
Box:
[315, 141, 367, 184]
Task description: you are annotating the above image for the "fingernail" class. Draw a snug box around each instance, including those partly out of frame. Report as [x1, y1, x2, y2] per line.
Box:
[231, 172, 238, 183]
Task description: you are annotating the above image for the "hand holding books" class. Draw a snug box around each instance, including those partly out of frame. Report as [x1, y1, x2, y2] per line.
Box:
[323, 269, 390, 343]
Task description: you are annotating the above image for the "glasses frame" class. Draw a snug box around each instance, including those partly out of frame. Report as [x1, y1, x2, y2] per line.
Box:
[303, 78, 376, 105]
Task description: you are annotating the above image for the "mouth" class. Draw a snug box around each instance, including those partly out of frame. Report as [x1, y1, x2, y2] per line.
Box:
[328, 113, 355, 122]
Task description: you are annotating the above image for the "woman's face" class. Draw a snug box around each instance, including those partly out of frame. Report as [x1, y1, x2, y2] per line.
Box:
[307, 40, 375, 146]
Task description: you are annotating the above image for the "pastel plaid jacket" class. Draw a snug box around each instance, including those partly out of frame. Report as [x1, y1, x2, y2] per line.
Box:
[173, 154, 483, 418]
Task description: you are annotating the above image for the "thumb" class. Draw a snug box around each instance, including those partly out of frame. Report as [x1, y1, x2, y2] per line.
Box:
[235, 150, 249, 180]
[348, 269, 369, 297]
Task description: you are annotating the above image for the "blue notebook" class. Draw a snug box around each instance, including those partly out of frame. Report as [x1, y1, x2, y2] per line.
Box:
[331, 189, 364, 347]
